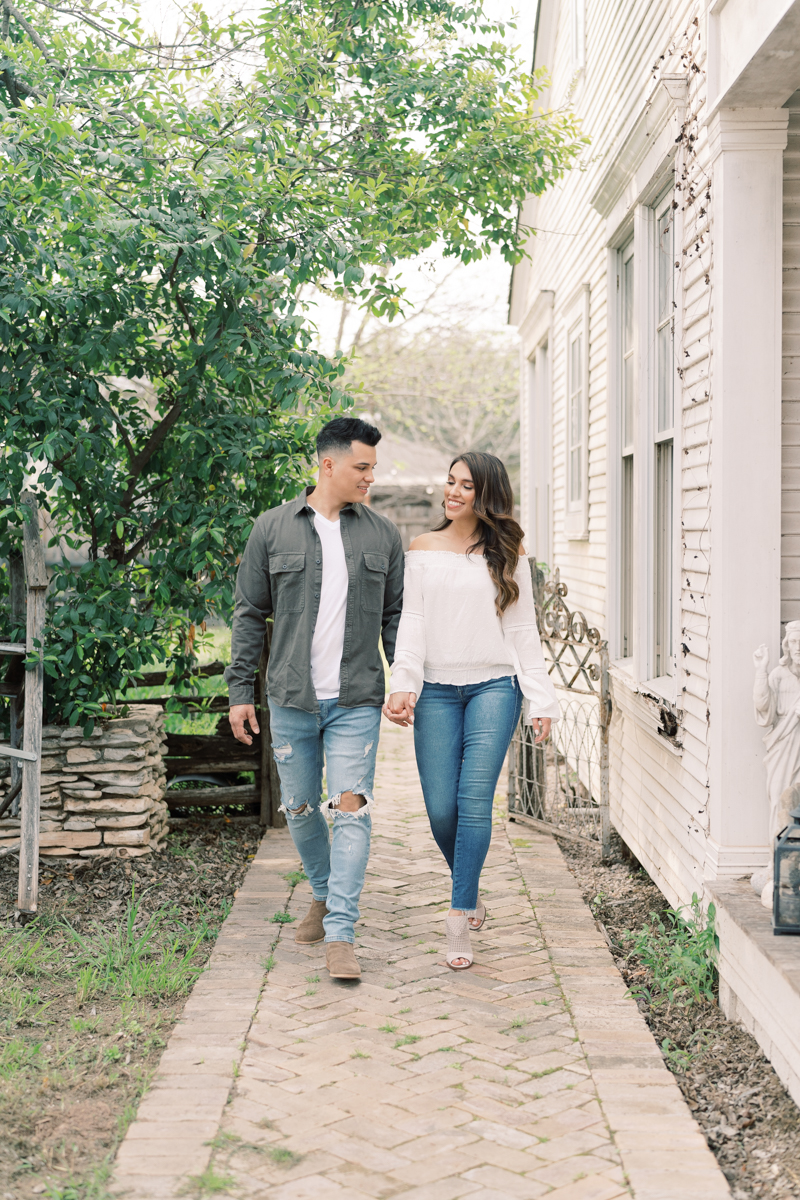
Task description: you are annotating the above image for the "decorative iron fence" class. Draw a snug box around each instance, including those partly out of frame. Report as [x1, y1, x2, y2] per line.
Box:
[507, 564, 611, 859]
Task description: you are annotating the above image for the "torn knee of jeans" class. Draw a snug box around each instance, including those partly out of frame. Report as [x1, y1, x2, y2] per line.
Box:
[278, 797, 311, 817]
[323, 788, 374, 818]
[273, 742, 293, 763]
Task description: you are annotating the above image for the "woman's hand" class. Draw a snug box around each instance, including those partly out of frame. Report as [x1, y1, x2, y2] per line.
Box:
[383, 692, 417, 726]
[530, 716, 551, 744]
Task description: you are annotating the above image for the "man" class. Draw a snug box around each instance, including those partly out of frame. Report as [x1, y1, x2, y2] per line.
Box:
[226, 416, 404, 980]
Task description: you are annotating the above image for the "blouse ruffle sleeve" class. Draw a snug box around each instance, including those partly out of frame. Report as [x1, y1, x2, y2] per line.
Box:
[501, 561, 561, 723]
[388, 556, 426, 697]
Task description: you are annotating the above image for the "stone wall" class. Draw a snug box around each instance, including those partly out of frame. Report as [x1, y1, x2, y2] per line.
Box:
[0, 705, 168, 860]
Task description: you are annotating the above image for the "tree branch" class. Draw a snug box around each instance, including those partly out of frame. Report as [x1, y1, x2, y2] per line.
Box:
[2, 0, 63, 72]
[119, 395, 183, 513]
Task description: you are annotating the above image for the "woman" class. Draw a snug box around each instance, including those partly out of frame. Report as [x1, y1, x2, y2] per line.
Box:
[384, 452, 560, 969]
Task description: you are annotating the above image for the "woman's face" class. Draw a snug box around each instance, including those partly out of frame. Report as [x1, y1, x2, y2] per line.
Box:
[444, 461, 476, 523]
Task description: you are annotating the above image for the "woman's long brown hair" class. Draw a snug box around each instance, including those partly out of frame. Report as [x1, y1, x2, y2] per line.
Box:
[435, 451, 525, 615]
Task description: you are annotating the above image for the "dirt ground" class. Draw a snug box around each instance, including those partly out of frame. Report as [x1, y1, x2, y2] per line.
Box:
[557, 832, 800, 1200]
[0, 818, 260, 1200]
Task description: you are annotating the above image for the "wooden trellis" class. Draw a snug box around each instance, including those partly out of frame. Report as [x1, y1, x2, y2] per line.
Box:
[1, 492, 46, 920]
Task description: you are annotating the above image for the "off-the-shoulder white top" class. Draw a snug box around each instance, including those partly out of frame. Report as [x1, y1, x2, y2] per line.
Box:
[389, 551, 560, 723]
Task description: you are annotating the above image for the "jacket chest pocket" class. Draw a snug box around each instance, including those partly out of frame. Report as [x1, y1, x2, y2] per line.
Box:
[269, 553, 306, 613]
[361, 551, 388, 613]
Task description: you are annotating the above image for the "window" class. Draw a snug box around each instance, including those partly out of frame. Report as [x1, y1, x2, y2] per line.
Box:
[652, 197, 675, 678]
[568, 328, 583, 508]
[529, 342, 552, 568]
[565, 285, 589, 540]
[619, 240, 634, 658]
[571, 0, 585, 71]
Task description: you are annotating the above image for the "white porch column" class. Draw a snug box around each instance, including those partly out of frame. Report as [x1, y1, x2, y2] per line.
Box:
[706, 108, 789, 877]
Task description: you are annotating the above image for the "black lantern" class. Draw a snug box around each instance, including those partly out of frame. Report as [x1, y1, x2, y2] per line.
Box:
[773, 805, 800, 935]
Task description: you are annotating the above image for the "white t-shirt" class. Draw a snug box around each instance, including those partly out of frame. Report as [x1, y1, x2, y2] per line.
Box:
[310, 510, 348, 699]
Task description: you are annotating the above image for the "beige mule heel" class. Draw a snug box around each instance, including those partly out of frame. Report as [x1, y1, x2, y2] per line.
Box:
[445, 911, 473, 970]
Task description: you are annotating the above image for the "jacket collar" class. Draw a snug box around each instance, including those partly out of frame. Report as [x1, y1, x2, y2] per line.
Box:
[294, 486, 362, 517]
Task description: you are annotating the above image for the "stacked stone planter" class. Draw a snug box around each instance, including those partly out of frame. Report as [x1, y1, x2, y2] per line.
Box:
[0, 704, 168, 860]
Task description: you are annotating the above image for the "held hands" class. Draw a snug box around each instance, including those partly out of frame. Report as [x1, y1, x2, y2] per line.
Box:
[230, 704, 260, 745]
[383, 692, 417, 727]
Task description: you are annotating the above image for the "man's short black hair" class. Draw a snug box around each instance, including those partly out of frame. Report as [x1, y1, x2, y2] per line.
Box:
[316, 416, 381, 458]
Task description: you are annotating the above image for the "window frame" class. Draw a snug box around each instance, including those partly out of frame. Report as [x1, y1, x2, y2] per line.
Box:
[609, 182, 681, 692]
[564, 284, 590, 541]
[619, 236, 635, 661]
[651, 190, 676, 682]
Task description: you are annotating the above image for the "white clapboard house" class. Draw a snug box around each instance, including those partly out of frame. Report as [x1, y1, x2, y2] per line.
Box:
[510, 0, 800, 1101]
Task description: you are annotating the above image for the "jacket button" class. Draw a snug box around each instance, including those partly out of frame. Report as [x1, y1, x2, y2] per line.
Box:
[314, 592, 319, 598]
[316, 559, 321, 564]
[281, 563, 287, 569]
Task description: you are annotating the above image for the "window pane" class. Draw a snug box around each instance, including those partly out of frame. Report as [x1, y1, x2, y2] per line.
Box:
[570, 390, 582, 447]
[657, 321, 672, 433]
[657, 210, 672, 326]
[623, 254, 634, 353]
[654, 440, 673, 677]
[570, 334, 582, 393]
[621, 454, 634, 657]
[570, 447, 581, 503]
[623, 353, 634, 448]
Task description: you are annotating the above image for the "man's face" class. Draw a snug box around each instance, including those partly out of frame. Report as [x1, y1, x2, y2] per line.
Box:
[321, 440, 377, 505]
[789, 634, 800, 667]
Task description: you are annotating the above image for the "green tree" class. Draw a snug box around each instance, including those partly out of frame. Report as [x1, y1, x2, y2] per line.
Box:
[0, 0, 586, 730]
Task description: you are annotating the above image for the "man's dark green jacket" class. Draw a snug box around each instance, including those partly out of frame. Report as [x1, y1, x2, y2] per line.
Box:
[225, 488, 404, 712]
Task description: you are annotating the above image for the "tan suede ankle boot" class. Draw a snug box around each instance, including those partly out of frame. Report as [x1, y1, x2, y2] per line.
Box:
[326, 941, 361, 979]
[295, 898, 328, 945]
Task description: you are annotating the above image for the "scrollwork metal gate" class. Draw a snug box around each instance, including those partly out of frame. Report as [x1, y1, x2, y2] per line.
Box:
[507, 565, 611, 859]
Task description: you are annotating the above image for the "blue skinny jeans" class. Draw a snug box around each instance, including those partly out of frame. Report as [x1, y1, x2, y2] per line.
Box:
[413, 676, 522, 911]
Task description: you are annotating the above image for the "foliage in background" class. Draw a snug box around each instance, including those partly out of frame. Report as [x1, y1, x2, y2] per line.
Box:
[624, 893, 718, 1008]
[346, 325, 520, 474]
[0, 0, 586, 728]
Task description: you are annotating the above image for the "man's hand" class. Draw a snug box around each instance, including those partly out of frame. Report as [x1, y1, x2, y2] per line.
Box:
[383, 692, 417, 727]
[230, 704, 260, 745]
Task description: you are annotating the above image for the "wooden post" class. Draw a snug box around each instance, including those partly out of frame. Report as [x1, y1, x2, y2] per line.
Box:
[17, 493, 46, 920]
[8, 555, 24, 811]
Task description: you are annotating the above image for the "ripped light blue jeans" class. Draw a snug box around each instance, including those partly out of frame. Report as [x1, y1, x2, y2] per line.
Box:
[268, 698, 381, 944]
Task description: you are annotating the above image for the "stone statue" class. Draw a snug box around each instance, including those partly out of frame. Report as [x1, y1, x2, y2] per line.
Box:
[752, 623, 800, 906]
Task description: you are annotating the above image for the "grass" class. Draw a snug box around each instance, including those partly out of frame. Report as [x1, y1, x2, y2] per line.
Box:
[378, 1022, 397, 1033]
[283, 869, 307, 888]
[394, 1035, 420, 1049]
[65, 895, 206, 1004]
[270, 911, 295, 925]
[266, 1146, 302, 1166]
[0, 832, 253, 1198]
[183, 1166, 236, 1194]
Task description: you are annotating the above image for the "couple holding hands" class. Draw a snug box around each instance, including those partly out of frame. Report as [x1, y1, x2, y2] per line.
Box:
[226, 417, 560, 979]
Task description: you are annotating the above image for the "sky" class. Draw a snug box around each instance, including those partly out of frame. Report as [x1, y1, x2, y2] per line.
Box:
[133, 0, 539, 352]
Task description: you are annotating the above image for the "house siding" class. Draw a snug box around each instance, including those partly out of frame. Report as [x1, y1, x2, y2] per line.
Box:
[515, 0, 714, 908]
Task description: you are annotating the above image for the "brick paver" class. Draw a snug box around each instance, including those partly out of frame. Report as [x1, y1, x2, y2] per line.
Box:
[112, 720, 730, 1200]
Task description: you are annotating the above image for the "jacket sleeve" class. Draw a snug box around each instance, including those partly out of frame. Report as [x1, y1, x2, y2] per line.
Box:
[380, 526, 405, 664]
[388, 556, 425, 697]
[502, 560, 561, 723]
[224, 514, 273, 707]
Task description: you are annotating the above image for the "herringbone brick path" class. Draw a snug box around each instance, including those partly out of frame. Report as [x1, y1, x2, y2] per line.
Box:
[112, 719, 730, 1200]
